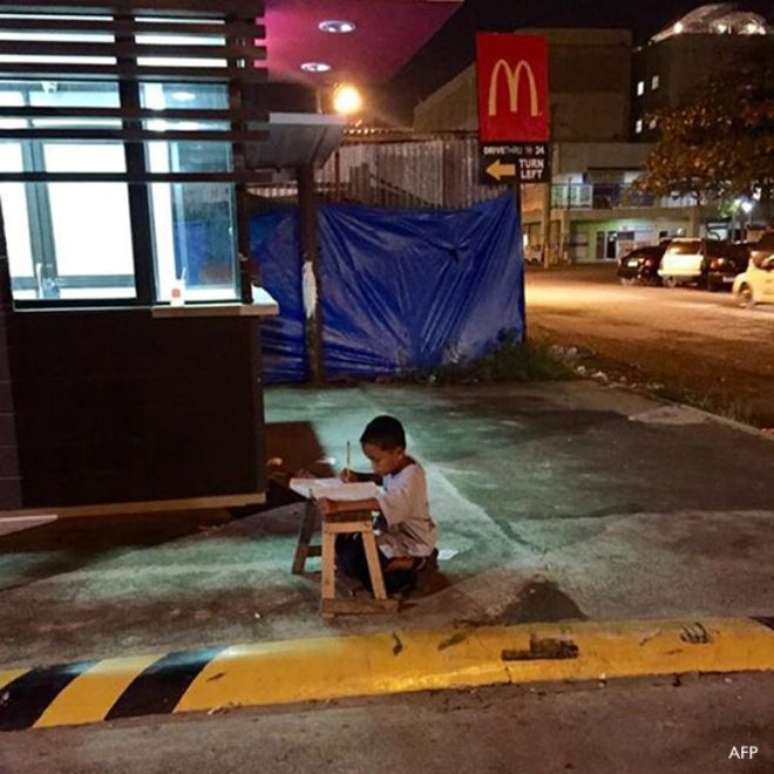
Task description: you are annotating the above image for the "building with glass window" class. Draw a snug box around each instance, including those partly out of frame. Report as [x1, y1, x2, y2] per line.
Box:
[632, 3, 773, 141]
[1, 78, 243, 303]
[413, 27, 679, 262]
[412, 9, 773, 263]
[0, 0, 463, 515]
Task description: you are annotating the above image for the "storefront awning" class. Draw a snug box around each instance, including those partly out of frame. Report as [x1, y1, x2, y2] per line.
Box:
[247, 111, 346, 168]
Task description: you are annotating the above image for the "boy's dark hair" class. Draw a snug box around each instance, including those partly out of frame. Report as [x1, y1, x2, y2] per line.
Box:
[360, 415, 406, 450]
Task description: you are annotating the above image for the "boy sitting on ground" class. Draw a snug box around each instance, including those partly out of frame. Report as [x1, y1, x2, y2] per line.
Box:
[317, 415, 438, 596]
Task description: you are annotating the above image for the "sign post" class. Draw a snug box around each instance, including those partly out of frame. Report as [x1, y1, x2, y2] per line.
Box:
[476, 33, 550, 185]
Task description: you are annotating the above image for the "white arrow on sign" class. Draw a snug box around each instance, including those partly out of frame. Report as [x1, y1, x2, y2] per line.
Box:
[486, 159, 516, 182]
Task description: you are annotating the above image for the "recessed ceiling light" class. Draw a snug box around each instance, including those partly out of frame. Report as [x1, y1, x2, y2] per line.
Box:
[319, 20, 356, 34]
[171, 91, 196, 102]
[301, 62, 332, 73]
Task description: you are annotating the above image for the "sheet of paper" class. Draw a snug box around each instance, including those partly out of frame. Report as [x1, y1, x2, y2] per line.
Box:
[289, 477, 379, 502]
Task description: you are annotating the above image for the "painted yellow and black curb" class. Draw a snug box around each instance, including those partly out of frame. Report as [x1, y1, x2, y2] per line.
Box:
[2, 616, 774, 731]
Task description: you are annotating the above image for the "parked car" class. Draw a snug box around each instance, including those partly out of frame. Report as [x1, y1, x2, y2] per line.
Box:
[659, 238, 749, 290]
[617, 244, 668, 285]
[733, 232, 774, 307]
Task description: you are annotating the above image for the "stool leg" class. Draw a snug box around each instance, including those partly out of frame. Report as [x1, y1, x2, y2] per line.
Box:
[362, 531, 388, 600]
[292, 501, 317, 575]
[321, 528, 337, 605]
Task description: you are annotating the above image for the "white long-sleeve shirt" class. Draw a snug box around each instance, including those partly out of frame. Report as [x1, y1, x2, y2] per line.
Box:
[376, 462, 437, 559]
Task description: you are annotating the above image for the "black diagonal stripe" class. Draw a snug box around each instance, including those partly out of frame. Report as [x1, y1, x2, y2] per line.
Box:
[0, 660, 97, 731]
[105, 647, 224, 720]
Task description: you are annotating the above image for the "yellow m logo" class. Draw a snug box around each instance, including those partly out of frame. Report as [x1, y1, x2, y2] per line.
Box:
[488, 59, 540, 118]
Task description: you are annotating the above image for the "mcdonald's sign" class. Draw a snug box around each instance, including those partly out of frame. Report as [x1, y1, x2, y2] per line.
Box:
[476, 33, 549, 144]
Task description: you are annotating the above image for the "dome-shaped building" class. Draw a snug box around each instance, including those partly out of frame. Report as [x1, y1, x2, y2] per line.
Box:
[652, 3, 770, 42]
[634, 2, 773, 141]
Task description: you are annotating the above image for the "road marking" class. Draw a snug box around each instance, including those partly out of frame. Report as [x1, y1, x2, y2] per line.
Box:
[0, 660, 96, 732]
[105, 648, 224, 721]
[1, 617, 774, 731]
[0, 669, 28, 693]
[34, 654, 161, 728]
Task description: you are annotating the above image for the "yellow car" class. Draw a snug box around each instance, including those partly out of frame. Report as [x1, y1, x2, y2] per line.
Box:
[733, 233, 774, 307]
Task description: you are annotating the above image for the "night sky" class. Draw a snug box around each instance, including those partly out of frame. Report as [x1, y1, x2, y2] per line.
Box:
[382, 0, 774, 121]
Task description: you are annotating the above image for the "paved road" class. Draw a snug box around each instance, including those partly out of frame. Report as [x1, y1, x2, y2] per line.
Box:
[526, 264, 774, 427]
[3, 673, 772, 773]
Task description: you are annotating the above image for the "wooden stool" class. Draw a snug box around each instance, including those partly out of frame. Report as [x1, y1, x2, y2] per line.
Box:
[292, 501, 398, 617]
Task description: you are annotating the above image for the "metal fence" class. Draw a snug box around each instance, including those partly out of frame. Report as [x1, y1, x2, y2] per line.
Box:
[248, 132, 509, 209]
[247, 133, 697, 214]
[316, 134, 507, 209]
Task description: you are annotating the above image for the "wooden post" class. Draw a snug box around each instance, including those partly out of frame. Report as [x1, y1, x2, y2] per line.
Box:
[512, 182, 527, 343]
[297, 163, 324, 383]
[512, 182, 522, 228]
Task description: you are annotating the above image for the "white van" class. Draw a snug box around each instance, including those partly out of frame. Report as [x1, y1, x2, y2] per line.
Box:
[658, 238, 704, 287]
[659, 238, 747, 290]
[733, 233, 774, 307]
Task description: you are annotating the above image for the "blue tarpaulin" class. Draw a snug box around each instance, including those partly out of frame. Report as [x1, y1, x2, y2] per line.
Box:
[250, 208, 307, 383]
[251, 193, 524, 383]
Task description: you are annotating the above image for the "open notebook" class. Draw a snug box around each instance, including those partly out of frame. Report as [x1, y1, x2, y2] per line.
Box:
[289, 477, 379, 502]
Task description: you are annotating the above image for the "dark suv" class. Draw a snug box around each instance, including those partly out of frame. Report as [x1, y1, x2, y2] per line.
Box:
[706, 242, 750, 291]
[617, 243, 668, 285]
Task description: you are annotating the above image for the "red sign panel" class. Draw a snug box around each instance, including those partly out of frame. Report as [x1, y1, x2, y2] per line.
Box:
[476, 33, 549, 143]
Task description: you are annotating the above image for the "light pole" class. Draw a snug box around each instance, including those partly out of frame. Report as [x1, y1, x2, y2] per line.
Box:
[741, 199, 754, 240]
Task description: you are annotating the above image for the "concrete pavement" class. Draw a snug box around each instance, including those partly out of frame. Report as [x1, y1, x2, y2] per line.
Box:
[2, 380, 774, 730]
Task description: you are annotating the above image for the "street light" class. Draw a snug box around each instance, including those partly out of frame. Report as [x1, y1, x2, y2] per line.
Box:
[734, 198, 754, 240]
[333, 84, 363, 116]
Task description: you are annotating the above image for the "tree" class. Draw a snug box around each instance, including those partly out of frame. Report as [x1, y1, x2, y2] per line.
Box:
[634, 60, 774, 216]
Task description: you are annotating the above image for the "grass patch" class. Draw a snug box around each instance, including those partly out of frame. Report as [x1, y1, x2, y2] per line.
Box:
[655, 385, 756, 426]
[410, 335, 574, 385]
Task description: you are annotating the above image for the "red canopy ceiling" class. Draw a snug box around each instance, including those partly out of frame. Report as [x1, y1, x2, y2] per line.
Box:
[265, 0, 461, 85]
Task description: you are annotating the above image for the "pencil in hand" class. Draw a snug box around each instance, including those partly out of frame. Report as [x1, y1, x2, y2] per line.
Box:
[341, 441, 355, 482]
